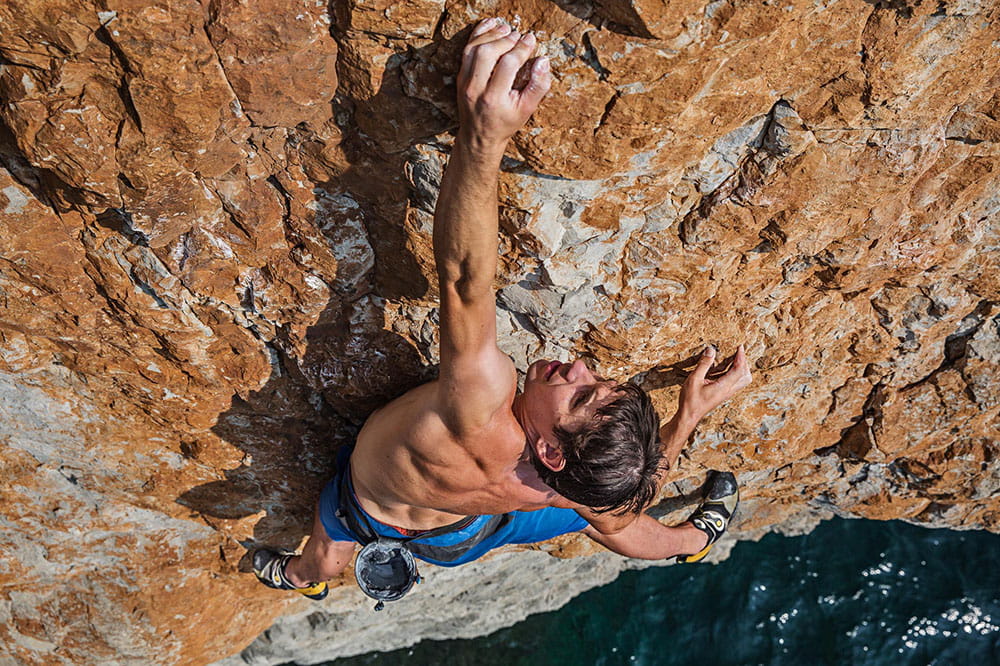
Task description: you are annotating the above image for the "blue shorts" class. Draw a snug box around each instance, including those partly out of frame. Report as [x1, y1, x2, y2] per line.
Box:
[318, 447, 588, 567]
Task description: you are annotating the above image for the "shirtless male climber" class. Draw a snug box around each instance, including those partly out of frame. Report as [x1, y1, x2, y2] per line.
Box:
[253, 17, 752, 604]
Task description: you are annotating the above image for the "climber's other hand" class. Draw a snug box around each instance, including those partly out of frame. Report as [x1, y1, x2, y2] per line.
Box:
[677, 344, 752, 425]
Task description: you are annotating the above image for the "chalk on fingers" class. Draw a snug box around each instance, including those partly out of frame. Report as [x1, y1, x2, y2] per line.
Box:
[472, 17, 497, 37]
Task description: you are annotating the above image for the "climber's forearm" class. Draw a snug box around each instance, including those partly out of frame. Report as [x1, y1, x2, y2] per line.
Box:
[432, 135, 505, 303]
[582, 515, 704, 560]
[658, 412, 698, 473]
[434, 18, 549, 305]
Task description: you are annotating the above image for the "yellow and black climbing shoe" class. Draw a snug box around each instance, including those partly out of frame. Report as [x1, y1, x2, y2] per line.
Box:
[676, 471, 739, 564]
[252, 548, 328, 601]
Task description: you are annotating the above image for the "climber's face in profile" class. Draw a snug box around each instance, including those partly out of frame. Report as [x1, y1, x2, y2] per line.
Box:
[517, 359, 619, 450]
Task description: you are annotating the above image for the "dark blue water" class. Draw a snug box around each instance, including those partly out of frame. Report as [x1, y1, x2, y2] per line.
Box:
[329, 518, 1000, 665]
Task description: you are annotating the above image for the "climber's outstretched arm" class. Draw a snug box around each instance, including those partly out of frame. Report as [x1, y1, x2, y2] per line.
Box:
[433, 18, 551, 434]
[582, 514, 707, 560]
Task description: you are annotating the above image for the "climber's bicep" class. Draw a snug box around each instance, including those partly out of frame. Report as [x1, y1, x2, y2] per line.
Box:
[435, 282, 515, 431]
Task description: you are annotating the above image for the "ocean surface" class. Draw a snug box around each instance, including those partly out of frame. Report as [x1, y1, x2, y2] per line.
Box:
[327, 518, 1000, 665]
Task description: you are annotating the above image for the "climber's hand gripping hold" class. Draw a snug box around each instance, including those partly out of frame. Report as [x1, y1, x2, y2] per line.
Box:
[456, 18, 551, 152]
[678, 344, 753, 428]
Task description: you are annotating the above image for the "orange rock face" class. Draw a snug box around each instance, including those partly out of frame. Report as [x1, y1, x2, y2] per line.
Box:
[0, 0, 998, 662]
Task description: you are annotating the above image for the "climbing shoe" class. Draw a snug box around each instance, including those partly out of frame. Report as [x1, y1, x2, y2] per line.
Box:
[252, 548, 329, 601]
[676, 471, 739, 564]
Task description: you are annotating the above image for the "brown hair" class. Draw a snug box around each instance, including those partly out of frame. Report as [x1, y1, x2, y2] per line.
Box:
[532, 382, 662, 515]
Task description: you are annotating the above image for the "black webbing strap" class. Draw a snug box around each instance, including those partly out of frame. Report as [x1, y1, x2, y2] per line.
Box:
[338, 461, 512, 562]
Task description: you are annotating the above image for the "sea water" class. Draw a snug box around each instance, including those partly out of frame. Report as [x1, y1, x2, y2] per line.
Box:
[327, 518, 1000, 665]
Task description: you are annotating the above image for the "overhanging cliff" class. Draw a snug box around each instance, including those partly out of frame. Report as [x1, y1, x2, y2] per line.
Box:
[0, 0, 998, 663]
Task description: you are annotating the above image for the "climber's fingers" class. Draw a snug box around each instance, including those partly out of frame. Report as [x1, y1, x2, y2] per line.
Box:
[488, 31, 537, 94]
[719, 344, 752, 391]
[514, 54, 551, 117]
[690, 345, 718, 385]
[459, 20, 517, 99]
[469, 16, 500, 39]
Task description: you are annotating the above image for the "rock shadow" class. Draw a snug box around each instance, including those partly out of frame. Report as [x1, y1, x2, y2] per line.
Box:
[175, 25, 472, 569]
[0, 122, 94, 211]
